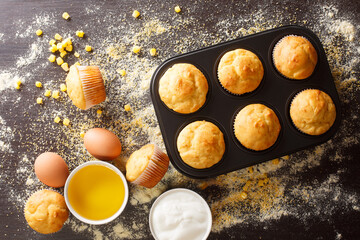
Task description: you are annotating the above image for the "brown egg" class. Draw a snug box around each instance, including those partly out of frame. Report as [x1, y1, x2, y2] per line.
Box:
[84, 128, 122, 161]
[34, 152, 69, 188]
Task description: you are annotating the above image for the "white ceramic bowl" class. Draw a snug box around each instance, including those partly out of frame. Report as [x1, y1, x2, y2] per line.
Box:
[64, 161, 129, 225]
[149, 188, 212, 240]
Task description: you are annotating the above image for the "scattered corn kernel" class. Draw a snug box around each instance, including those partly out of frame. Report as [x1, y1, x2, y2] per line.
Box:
[132, 46, 141, 54]
[97, 109, 103, 115]
[174, 6, 181, 13]
[44, 90, 51, 97]
[64, 38, 72, 45]
[283, 155, 289, 160]
[80, 131, 85, 138]
[74, 52, 80, 58]
[54, 116, 61, 123]
[272, 158, 279, 165]
[15, 80, 22, 89]
[76, 30, 84, 38]
[240, 191, 247, 200]
[35, 81, 42, 88]
[54, 33, 62, 41]
[56, 57, 64, 65]
[63, 118, 70, 126]
[85, 45, 92, 52]
[248, 166, 253, 173]
[52, 90, 60, 99]
[60, 51, 67, 58]
[62, 12, 70, 20]
[65, 45, 73, 52]
[118, 69, 126, 76]
[132, 10, 140, 18]
[150, 48, 157, 56]
[60, 83, 67, 92]
[57, 43, 64, 51]
[36, 29, 43, 36]
[73, 61, 80, 66]
[61, 62, 69, 72]
[49, 39, 56, 45]
[48, 54, 56, 62]
[49, 44, 58, 53]
[36, 97, 43, 104]
[15, 80, 21, 89]
[124, 104, 131, 111]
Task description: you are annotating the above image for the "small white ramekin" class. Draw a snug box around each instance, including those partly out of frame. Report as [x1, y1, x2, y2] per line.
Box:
[149, 188, 212, 240]
[64, 160, 129, 225]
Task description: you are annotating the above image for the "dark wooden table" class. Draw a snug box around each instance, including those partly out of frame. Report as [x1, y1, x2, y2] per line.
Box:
[1, 0, 359, 239]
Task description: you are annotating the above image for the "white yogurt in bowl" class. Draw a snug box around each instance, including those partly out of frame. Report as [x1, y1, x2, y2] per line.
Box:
[149, 188, 212, 240]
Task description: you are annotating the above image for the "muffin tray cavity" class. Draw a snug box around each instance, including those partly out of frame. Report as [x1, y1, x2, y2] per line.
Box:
[150, 25, 341, 179]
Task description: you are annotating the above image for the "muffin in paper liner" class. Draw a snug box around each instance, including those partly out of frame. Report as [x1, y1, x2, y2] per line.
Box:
[126, 144, 169, 188]
[66, 65, 106, 110]
[158, 63, 209, 114]
[24, 189, 69, 234]
[289, 89, 336, 136]
[272, 35, 318, 80]
[233, 103, 281, 151]
[217, 48, 264, 96]
[176, 120, 225, 169]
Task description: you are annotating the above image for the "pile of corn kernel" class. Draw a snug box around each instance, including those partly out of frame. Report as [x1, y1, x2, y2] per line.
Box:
[35, 12, 90, 72]
[28, 12, 94, 124]
[47, 33, 84, 72]
[29, 7, 183, 126]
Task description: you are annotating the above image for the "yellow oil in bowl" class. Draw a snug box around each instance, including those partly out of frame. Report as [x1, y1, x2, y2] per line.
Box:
[67, 164, 125, 220]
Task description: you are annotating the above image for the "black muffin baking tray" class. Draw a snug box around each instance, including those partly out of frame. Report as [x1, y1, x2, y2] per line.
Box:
[150, 25, 341, 179]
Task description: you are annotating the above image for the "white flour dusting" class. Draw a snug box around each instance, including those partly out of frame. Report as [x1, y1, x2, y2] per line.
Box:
[329, 20, 356, 41]
[0, 2, 359, 239]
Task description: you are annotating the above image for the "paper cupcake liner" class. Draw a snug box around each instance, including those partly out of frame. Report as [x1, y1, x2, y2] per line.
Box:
[77, 66, 106, 110]
[233, 110, 252, 150]
[217, 73, 249, 96]
[24, 189, 68, 234]
[272, 35, 314, 80]
[131, 145, 169, 188]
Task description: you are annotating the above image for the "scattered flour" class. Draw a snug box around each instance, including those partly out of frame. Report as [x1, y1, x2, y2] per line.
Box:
[0, 116, 14, 152]
[15, 14, 53, 39]
[0, 71, 22, 92]
[16, 41, 44, 68]
[329, 20, 356, 41]
[1, 2, 359, 239]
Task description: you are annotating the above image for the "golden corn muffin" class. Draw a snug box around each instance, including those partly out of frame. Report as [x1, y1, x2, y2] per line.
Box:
[66, 65, 106, 110]
[177, 121, 225, 169]
[24, 190, 69, 234]
[273, 35, 318, 80]
[126, 144, 169, 188]
[158, 63, 208, 114]
[234, 104, 281, 151]
[290, 89, 336, 135]
[218, 48, 264, 94]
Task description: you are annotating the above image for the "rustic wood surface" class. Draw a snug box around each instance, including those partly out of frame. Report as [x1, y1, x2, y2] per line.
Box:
[0, 0, 359, 239]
